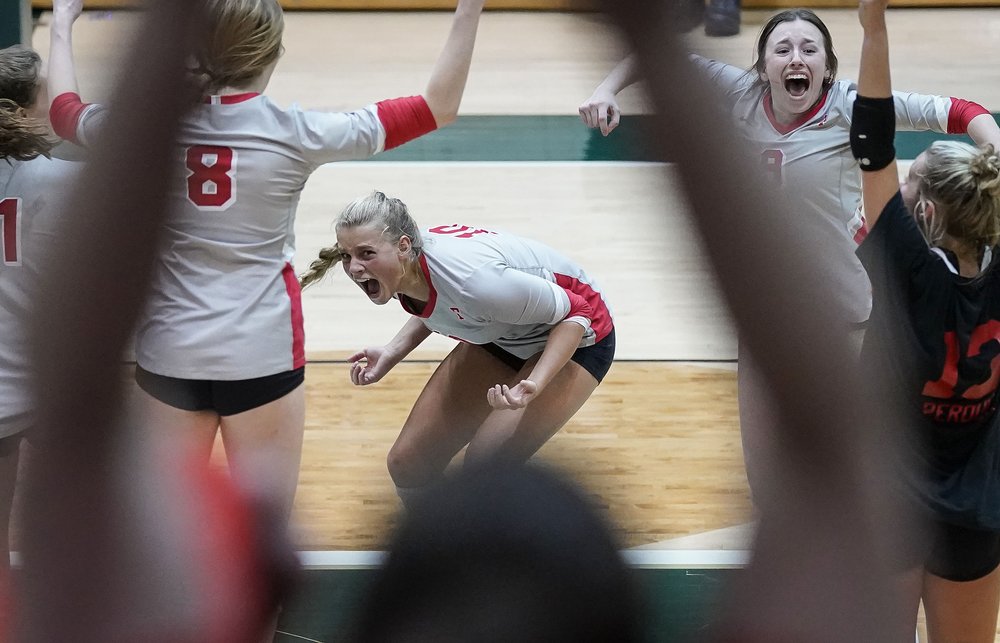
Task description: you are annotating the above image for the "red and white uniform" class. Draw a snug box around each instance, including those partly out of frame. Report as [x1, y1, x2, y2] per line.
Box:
[53, 92, 436, 379]
[0, 156, 77, 436]
[400, 225, 613, 358]
[693, 55, 987, 323]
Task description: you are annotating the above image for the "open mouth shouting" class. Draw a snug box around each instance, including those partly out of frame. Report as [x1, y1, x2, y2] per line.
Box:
[356, 276, 382, 300]
[784, 72, 810, 98]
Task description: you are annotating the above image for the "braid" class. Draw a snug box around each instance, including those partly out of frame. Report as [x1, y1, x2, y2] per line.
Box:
[303, 190, 423, 289]
[299, 244, 345, 290]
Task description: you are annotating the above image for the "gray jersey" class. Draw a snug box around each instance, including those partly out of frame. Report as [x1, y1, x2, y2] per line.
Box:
[0, 156, 77, 435]
[694, 55, 955, 323]
[399, 225, 614, 359]
[78, 93, 388, 379]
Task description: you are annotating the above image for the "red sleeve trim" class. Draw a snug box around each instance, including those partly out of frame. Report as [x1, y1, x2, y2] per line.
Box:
[947, 98, 990, 134]
[564, 290, 594, 323]
[376, 96, 437, 151]
[49, 92, 90, 143]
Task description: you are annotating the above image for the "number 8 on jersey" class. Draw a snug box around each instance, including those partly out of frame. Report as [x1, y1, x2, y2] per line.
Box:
[186, 145, 237, 210]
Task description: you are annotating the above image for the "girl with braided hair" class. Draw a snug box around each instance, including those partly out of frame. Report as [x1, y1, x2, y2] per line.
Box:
[301, 191, 615, 507]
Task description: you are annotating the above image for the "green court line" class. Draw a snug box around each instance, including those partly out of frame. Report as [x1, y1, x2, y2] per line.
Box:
[369, 114, 1000, 163]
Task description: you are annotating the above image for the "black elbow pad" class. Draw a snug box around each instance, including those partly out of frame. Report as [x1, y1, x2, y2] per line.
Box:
[851, 95, 896, 172]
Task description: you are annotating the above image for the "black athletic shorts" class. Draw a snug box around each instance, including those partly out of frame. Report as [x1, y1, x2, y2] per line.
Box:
[925, 519, 1000, 582]
[135, 365, 305, 417]
[479, 328, 616, 383]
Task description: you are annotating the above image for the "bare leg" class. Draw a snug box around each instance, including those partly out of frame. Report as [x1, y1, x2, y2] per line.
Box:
[465, 359, 599, 467]
[135, 387, 220, 463]
[887, 566, 925, 643]
[0, 436, 20, 637]
[387, 343, 518, 491]
[218, 384, 305, 528]
[737, 344, 780, 511]
[923, 564, 1000, 643]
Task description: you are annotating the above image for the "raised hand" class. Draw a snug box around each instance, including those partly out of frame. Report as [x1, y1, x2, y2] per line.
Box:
[858, 0, 889, 31]
[51, 0, 84, 24]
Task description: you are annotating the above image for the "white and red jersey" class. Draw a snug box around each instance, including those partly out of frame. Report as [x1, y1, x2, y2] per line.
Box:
[693, 55, 983, 323]
[0, 156, 77, 435]
[399, 225, 614, 359]
[54, 92, 436, 379]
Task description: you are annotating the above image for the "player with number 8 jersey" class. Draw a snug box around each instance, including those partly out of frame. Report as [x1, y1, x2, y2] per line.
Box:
[45, 0, 487, 564]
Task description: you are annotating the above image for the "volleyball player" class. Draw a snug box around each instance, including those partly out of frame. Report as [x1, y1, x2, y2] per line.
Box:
[580, 8, 1000, 508]
[46, 0, 486, 532]
[854, 0, 1000, 637]
[0, 43, 78, 631]
[299, 191, 615, 506]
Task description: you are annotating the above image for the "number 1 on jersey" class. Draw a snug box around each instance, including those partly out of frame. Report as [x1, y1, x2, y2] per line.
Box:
[0, 198, 20, 266]
[186, 145, 236, 210]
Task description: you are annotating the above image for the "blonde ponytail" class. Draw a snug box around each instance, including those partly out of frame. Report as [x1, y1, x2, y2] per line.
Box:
[921, 142, 1000, 248]
[299, 244, 345, 290]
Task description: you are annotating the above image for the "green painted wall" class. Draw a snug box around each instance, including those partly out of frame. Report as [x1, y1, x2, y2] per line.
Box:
[369, 114, 1000, 163]
[0, 0, 33, 48]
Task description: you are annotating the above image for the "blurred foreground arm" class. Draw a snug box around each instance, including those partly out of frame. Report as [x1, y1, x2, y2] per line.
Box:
[20, 2, 292, 641]
[599, 0, 913, 640]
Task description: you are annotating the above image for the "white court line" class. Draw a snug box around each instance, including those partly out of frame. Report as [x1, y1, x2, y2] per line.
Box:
[294, 549, 750, 570]
[321, 160, 669, 169]
[8, 548, 751, 570]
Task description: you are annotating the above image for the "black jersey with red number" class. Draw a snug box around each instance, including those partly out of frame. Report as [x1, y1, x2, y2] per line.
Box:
[858, 191, 1000, 529]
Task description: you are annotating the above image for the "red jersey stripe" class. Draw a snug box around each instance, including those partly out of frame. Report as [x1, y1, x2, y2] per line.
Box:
[555, 273, 614, 342]
[282, 262, 306, 369]
[376, 96, 437, 151]
[947, 98, 990, 134]
[49, 92, 89, 143]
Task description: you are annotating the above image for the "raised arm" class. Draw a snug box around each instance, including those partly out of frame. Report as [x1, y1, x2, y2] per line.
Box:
[967, 112, 1000, 151]
[422, 0, 486, 127]
[47, 0, 83, 100]
[599, 0, 912, 640]
[578, 53, 640, 137]
[47, 0, 107, 146]
[853, 0, 899, 228]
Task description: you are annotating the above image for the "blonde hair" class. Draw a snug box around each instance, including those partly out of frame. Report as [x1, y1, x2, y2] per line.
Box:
[0, 45, 53, 160]
[916, 142, 1000, 248]
[192, 0, 284, 92]
[299, 191, 424, 290]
